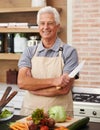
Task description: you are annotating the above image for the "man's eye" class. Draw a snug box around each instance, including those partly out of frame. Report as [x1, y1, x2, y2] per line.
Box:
[48, 22, 54, 26]
[39, 22, 55, 26]
[40, 22, 45, 26]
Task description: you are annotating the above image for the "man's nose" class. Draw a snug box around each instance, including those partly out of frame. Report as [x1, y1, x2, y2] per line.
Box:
[43, 23, 49, 28]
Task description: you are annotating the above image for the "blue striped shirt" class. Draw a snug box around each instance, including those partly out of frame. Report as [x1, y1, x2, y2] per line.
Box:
[18, 37, 79, 78]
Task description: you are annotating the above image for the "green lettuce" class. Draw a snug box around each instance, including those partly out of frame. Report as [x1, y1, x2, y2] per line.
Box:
[0, 109, 12, 119]
[48, 106, 66, 122]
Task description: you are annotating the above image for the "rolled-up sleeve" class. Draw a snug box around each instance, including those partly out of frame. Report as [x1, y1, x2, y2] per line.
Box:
[63, 44, 79, 79]
[18, 47, 34, 69]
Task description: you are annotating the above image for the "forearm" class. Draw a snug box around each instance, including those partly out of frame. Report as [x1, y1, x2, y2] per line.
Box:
[18, 67, 55, 91]
[19, 77, 55, 91]
[17, 67, 73, 92]
[31, 78, 75, 97]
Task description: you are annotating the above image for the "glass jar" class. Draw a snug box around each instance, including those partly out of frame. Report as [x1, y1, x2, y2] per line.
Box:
[31, 0, 47, 7]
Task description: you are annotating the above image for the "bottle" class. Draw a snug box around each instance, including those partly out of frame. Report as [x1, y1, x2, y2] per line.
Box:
[6, 33, 14, 53]
[0, 33, 4, 53]
[14, 33, 27, 53]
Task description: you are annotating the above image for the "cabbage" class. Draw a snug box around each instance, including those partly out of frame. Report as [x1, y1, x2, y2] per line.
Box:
[48, 106, 66, 122]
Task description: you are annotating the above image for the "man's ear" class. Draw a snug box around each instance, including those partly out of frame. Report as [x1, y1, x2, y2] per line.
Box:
[57, 24, 61, 33]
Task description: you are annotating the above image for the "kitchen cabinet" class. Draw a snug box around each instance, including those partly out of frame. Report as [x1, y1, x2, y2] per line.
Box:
[0, 0, 66, 83]
[0, 7, 41, 82]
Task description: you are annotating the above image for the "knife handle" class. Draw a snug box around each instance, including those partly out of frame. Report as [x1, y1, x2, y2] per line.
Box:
[0, 91, 18, 111]
[0, 86, 12, 106]
[56, 86, 61, 90]
[5, 91, 18, 104]
[0, 86, 12, 102]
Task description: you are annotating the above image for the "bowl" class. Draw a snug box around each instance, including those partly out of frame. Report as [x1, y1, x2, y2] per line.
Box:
[0, 103, 14, 121]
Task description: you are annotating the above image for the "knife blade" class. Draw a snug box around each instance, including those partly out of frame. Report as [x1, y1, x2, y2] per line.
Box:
[56, 60, 85, 89]
[68, 60, 85, 78]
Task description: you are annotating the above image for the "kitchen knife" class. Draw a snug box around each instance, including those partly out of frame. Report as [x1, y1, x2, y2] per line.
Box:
[68, 60, 85, 78]
[56, 60, 85, 89]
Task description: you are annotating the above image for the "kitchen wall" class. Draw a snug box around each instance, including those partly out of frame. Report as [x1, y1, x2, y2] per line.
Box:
[0, 0, 67, 43]
[0, 0, 67, 83]
[69, 0, 100, 88]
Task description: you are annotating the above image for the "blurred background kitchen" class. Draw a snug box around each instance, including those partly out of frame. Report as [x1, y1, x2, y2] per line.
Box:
[0, 0, 100, 122]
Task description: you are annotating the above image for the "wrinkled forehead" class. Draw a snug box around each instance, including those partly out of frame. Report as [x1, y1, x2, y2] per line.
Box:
[39, 13, 55, 22]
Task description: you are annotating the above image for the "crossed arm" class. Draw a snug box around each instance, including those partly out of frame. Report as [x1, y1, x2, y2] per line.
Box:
[17, 67, 75, 96]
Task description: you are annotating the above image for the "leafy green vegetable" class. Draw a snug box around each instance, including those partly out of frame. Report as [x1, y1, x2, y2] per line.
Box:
[48, 106, 66, 122]
[0, 109, 12, 119]
[32, 108, 44, 124]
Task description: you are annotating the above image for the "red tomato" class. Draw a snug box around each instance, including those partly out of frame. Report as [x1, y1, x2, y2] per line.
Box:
[40, 125, 49, 130]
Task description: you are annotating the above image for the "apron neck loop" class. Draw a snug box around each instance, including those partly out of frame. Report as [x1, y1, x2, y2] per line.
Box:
[59, 44, 63, 57]
[34, 45, 38, 56]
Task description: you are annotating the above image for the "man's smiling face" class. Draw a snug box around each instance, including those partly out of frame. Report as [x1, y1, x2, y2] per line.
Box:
[38, 13, 60, 40]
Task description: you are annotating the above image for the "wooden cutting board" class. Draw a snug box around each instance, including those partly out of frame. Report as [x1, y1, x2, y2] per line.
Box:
[18, 116, 81, 128]
[55, 118, 80, 127]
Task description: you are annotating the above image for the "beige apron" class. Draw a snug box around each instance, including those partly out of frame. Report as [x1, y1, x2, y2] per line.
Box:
[20, 45, 73, 116]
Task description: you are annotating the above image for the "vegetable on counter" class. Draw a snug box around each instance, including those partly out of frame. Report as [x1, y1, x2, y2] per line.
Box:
[55, 126, 69, 130]
[32, 108, 44, 125]
[48, 106, 66, 123]
[40, 125, 49, 130]
[9, 122, 29, 130]
[54, 116, 90, 130]
[9, 108, 56, 130]
[0, 109, 12, 119]
[9, 107, 90, 130]
[30, 108, 55, 130]
[67, 116, 90, 130]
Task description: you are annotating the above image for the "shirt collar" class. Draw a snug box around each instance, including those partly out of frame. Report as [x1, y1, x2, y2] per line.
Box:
[37, 37, 62, 52]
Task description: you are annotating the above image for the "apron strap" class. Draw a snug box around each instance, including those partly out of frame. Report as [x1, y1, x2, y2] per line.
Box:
[34, 44, 39, 56]
[59, 44, 63, 57]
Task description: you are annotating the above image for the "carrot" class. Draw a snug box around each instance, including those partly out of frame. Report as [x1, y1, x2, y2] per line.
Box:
[54, 126, 69, 130]
[66, 116, 72, 120]
[26, 116, 32, 121]
[14, 122, 26, 127]
[9, 122, 29, 130]
[10, 125, 19, 130]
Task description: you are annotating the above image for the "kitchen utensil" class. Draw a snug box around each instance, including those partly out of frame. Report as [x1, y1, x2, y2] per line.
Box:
[0, 102, 14, 122]
[68, 60, 85, 78]
[0, 91, 18, 113]
[0, 86, 12, 105]
[56, 60, 85, 89]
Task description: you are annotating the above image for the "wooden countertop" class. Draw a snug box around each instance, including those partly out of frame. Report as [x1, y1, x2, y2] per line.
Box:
[0, 115, 100, 130]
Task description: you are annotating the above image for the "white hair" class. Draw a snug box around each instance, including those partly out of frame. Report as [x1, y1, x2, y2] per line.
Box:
[37, 6, 60, 25]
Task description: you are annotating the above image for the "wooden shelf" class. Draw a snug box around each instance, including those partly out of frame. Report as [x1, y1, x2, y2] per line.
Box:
[0, 27, 39, 33]
[0, 7, 44, 13]
[0, 7, 61, 33]
[0, 53, 21, 60]
[0, 0, 65, 83]
[0, 7, 62, 13]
